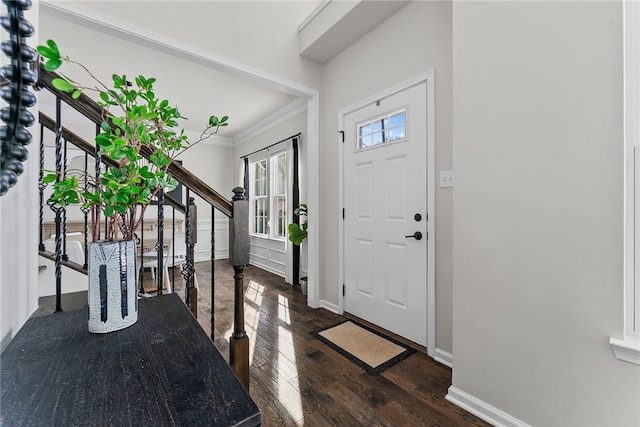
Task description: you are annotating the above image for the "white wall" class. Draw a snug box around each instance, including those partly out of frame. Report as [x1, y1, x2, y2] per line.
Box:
[451, 1, 639, 425]
[0, 4, 40, 351]
[176, 141, 235, 262]
[320, 1, 454, 354]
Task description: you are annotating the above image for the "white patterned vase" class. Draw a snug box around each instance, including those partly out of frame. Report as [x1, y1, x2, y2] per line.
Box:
[87, 240, 138, 333]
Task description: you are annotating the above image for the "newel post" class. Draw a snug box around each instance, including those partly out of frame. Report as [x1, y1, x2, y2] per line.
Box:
[228, 187, 250, 390]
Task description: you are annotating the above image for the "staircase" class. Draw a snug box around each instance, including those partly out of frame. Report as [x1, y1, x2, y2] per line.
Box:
[34, 63, 252, 390]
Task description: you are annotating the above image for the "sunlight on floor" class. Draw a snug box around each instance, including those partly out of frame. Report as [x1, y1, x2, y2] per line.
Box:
[277, 295, 304, 423]
[221, 282, 304, 422]
[278, 294, 291, 325]
[243, 280, 266, 366]
[223, 280, 265, 366]
[245, 280, 264, 306]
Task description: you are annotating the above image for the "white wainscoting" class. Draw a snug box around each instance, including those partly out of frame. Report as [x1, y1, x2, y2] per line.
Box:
[249, 235, 286, 278]
[194, 218, 229, 263]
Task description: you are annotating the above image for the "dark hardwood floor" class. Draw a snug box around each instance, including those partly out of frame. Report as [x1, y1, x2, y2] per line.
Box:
[37, 261, 490, 426]
[185, 260, 490, 427]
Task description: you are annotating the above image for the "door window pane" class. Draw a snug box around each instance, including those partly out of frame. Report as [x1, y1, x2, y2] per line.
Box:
[358, 109, 407, 150]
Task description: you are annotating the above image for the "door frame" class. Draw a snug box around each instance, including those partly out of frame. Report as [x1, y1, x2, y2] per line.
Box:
[337, 70, 436, 356]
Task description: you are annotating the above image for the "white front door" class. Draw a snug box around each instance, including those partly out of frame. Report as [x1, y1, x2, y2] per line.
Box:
[342, 82, 428, 346]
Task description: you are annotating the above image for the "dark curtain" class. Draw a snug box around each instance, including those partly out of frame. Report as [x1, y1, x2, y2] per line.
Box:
[243, 157, 249, 201]
[292, 137, 300, 286]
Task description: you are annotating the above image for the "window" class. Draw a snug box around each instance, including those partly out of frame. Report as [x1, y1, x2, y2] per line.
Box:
[358, 109, 406, 149]
[253, 160, 267, 234]
[273, 152, 287, 238]
[250, 151, 287, 239]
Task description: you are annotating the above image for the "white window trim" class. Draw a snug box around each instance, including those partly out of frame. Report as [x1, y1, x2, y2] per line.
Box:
[250, 158, 268, 237]
[610, 0, 640, 365]
[248, 149, 288, 242]
[270, 151, 288, 241]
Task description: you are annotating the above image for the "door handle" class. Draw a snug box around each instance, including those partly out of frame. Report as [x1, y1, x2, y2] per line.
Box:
[405, 231, 423, 241]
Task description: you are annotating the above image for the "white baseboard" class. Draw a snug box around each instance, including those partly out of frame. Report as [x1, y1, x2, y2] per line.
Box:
[445, 387, 530, 427]
[434, 348, 453, 368]
[248, 260, 285, 278]
[319, 299, 340, 314]
[194, 250, 228, 263]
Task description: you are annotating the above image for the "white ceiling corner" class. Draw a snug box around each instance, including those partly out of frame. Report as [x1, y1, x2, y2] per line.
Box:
[298, 0, 411, 64]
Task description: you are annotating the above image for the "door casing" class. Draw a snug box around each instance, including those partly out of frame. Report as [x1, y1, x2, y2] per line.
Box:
[337, 70, 436, 357]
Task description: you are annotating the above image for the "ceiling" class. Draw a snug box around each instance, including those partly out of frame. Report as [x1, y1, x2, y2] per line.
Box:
[37, 1, 410, 146]
[38, 1, 325, 146]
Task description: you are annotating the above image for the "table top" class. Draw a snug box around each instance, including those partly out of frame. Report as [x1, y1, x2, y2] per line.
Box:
[0, 294, 260, 427]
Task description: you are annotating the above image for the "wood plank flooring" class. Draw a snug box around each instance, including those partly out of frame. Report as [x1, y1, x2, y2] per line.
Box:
[37, 260, 491, 426]
[181, 261, 491, 427]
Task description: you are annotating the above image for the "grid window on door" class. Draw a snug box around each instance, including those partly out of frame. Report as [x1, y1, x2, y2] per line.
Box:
[250, 151, 287, 239]
[358, 109, 407, 150]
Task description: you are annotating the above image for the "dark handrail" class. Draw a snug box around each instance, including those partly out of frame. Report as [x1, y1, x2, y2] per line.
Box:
[39, 250, 87, 275]
[38, 64, 233, 217]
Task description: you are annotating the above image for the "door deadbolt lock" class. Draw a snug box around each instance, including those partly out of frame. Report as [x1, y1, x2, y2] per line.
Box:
[405, 231, 423, 240]
[414, 213, 422, 222]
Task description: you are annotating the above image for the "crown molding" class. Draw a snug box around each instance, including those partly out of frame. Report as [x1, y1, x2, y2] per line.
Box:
[232, 98, 308, 147]
[184, 130, 233, 148]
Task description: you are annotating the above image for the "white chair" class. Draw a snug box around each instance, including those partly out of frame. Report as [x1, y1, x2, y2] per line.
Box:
[43, 232, 85, 266]
[139, 248, 171, 293]
[164, 234, 199, 289]
[166, 234, 187, 269]
[138, 234, 196, 293]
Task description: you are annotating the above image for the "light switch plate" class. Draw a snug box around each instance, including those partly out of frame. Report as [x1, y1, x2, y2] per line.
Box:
[440, 170, 454, 188]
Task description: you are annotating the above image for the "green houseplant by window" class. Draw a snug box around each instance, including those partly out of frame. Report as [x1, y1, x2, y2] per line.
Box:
[37, 39, 228, 333]
[287, 203, 307, 245]
[288, 204, 308, 294]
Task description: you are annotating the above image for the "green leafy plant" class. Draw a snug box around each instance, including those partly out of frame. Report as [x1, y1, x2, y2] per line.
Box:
[287, 204, 307, 245]
[37, 39, 228, 242]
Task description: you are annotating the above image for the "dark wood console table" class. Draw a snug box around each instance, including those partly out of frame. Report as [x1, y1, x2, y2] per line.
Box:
[0, 294, 260, 426]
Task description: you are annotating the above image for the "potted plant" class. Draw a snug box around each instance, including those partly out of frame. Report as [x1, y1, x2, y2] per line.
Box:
[287, 203, 307, 245]
[37, 39, 228, 332]
[287, 203, 307, 294]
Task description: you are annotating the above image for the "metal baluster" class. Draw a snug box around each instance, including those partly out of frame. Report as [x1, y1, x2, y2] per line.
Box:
[157, 190, 164, 295]
[183, 190, 192, 306]
[61, 137, 68, 261]
[189, 196, 197, 312]
[182, 192, 198, 315]
[52, 97, 63, 312]
[38, 123, 45, 251]
[210, 204, 216, 341]
[94, 123, 101, 242]
[171, 205, 175, 288]
[81, 151, 89, 269]
[139, 216, 145, 295]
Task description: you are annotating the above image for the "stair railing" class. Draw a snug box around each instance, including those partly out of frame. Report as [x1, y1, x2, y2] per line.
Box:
[36, 63, 251, 390]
